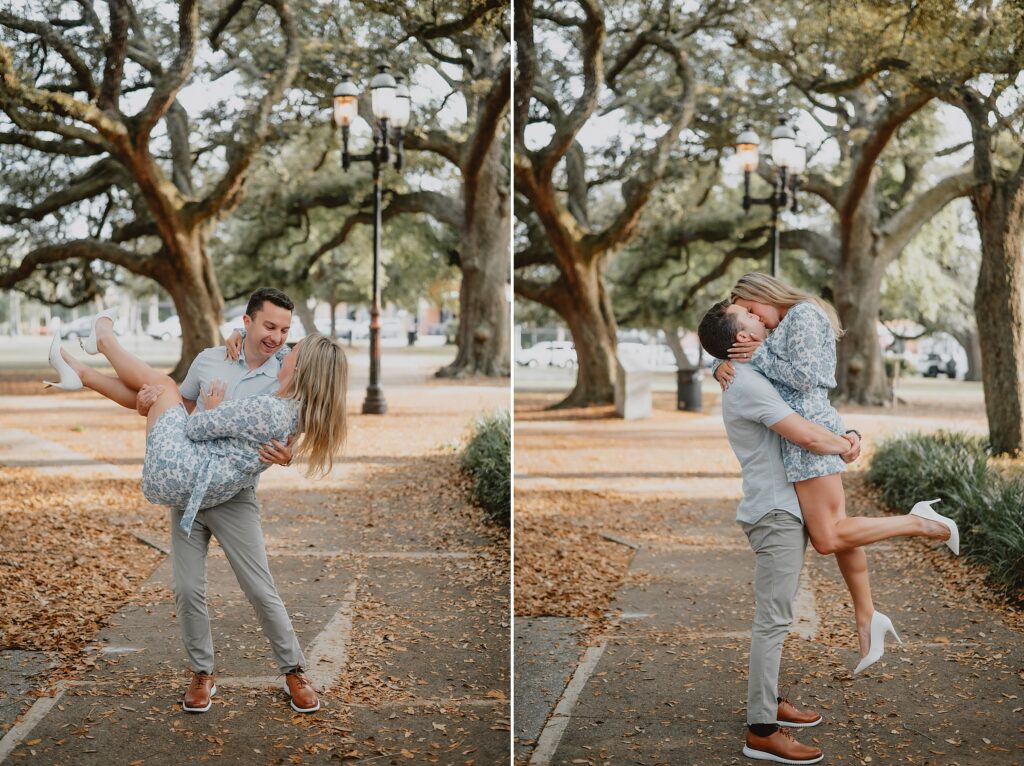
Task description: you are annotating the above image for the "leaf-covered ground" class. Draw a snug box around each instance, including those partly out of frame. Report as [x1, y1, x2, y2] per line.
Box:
[0, 372, 511, 765]
[514, 388, 1024, 765]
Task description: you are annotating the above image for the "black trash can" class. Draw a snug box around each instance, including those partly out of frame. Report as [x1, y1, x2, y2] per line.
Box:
[677, 368, 703, 412]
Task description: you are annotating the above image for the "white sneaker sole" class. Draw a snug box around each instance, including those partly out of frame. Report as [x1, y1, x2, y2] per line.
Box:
[284, 681, 320, 713]
[743, 745, 823, 764]
[182, 684, 217, 713]
[774, 715, 822, 728]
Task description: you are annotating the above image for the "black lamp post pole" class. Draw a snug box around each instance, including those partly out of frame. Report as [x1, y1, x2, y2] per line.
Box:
[363, 152, 387, 414]
[334, 65, 409, 415]
[743, 166, 794, 278]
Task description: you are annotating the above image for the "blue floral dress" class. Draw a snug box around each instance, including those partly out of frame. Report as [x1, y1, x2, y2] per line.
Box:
[749, 301, 847, 482]
[141, 396, 300, 535]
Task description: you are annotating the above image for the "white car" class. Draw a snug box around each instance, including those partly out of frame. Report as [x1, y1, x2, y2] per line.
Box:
[61, 313, 122, 340]
[517, 341, 577, 368]
[917, 352, 956, 379]
[148, 315, 181, 341]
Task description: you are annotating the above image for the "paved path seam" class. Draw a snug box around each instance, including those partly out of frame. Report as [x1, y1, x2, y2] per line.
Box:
[528, 641, 608, 766]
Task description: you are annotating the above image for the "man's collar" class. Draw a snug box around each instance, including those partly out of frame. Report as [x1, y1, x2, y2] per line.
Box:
[237, 343, 282, 376]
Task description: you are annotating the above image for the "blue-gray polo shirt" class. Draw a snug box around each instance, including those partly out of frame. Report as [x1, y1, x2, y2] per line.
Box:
[180, 345, 283, 411]
[721, 364, 802, 525]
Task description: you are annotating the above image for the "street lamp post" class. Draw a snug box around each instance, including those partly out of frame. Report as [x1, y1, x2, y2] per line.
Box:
[333, 64, 411, 415]
[735, 118, 806, 277]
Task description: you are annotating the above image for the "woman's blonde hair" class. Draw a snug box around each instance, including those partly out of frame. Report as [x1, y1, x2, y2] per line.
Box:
[730, 272, 845, 339]
[280, 333, 348, 478]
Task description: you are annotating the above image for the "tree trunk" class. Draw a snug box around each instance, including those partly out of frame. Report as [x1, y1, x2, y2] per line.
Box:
[834, 198, 892, 405]
[661, 324, 693, 370]
[972, 177, 1024, 454]
[437, 134, 510, 378]
[156, 234, 224, 380]
[294, 297, 318, 337]
[328, 300, 338, 339]
[552, 258, 617, 408]
[952, 327, 983, 381]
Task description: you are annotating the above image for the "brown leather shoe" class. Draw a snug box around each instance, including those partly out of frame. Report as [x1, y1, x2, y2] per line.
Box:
[284, 668, 320, 713]
[744, 728, 823, 764]
[776, 697, 822, 728]
[182, 671, 216, 713]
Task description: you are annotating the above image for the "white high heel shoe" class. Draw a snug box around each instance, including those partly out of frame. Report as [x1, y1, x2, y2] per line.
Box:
[854, 610, 901, 674]
[42, 332, 83, 391]
[81, 307, 118, 355]
[909, 498, 959, 555]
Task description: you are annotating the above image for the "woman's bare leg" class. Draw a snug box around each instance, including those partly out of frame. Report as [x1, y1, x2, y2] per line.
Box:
[834, 548, 874, 656]
[93, 317, 168, 390]
[145, 385, 184, 436]
[796, 474, 949, 553]
[60, 349, 138, 409]
[795, 475, 876, 655]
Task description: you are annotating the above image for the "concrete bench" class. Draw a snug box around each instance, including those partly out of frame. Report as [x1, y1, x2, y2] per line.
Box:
[614, 354, 652, 420]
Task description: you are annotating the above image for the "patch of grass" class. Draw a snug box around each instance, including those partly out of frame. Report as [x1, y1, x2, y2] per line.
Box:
[461, 409, 510, 526]
[868, 431, 1024, 598]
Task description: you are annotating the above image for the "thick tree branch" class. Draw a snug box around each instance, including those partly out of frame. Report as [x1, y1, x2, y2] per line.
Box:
[0, 45, 127, 144]
[135, 0, 197, 141]
[98, 0, 129, 110]
[0, 131, 101, 156]
[535, 0, 604, 180]
[840, 91, 932, 224]
[0, 159, 125, 223]
[881, 168, 975, 258]
[586, 33, 696, 257]
[463, 55, 511, 182]
[404, 127, 464, 168]
[209, 0, 248, 49]
[298, 190, 464, 279]
[514, 273, 566, 311]
[0, 11, 97, 97]
[413, 0, 505, 40]
[194, 0, 300, 223]
[0, 239, 154, 288]
[513, 0, 535, 152]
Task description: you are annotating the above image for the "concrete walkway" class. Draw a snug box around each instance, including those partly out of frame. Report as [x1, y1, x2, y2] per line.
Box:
[514, 404, 1023, 766]
[0, 356, 510, 765]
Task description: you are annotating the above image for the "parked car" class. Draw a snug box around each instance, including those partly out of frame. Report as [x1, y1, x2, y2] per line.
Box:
[917, 352, 956, 379]
[148, 315, 181, 341]
[516, 341, 577, 368]
[60, 313, 122, 340]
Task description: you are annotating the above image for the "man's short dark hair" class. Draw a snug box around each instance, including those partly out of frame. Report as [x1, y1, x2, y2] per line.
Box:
[246, 287, 294, 318]
[697, 299, 739, 360]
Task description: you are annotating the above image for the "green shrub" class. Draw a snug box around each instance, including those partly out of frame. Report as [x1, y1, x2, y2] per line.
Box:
[868, 431, 1024, 597]
[461, 409, 511, 526]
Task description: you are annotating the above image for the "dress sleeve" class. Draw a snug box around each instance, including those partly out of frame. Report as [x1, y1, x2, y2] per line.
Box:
[751, 303, 831, 393]
[185, 397, 275, 442]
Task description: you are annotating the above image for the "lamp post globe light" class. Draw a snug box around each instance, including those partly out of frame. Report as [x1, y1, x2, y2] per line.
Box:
[333, 64, 410, 415]
[735, 117, 806, 277]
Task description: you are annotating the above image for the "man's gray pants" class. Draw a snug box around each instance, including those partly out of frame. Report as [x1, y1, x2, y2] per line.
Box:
[170, 487, 306, 675]
[740, 510, 808, 725]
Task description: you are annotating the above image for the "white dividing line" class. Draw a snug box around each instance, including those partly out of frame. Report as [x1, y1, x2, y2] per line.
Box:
[207, 549, 476, 560]
[528, 641, 607, 766]
[792, 571, 820, 641]
[0, 687, 65, 764]
[302, 581, 358, 690]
